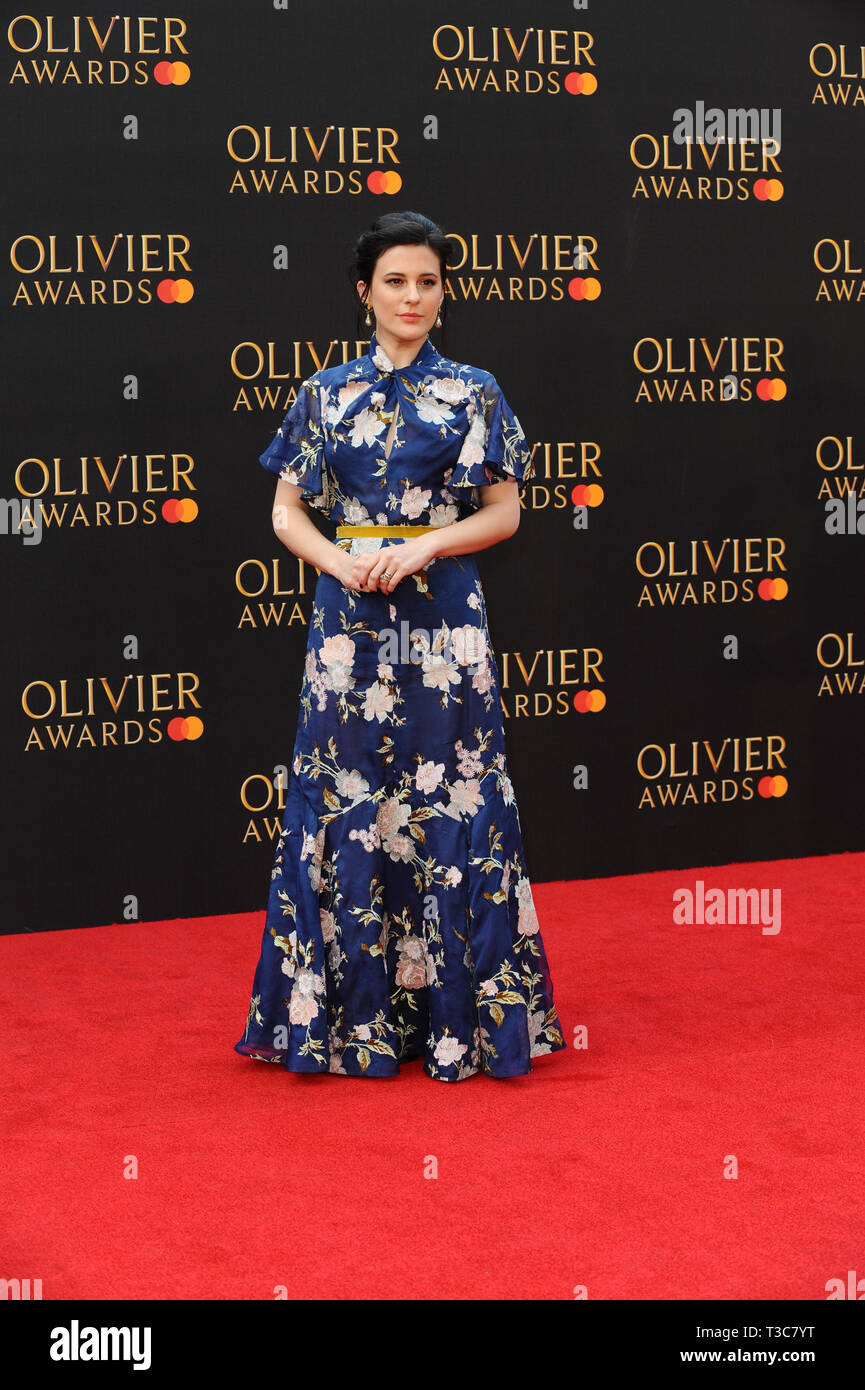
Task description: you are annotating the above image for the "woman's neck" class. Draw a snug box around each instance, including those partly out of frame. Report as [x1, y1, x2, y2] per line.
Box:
[373, 324, 429, 369]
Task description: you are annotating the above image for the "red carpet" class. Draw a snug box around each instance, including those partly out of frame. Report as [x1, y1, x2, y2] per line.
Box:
[2, 851, 862, 1300]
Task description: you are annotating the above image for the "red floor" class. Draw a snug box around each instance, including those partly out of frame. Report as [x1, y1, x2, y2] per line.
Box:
[1, 851, 862, 1300]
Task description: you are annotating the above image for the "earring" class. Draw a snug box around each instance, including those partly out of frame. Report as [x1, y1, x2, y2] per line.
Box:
[365, 302, 372, 326]
[435, 307, 442, 326]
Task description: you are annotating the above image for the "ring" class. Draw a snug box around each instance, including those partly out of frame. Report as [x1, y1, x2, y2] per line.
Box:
[382, 570, 392, 580]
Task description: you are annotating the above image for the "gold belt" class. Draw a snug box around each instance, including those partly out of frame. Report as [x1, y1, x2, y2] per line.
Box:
[336, 524, 439, 537]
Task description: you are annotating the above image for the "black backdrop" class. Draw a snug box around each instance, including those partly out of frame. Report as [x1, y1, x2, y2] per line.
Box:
[3, 0, 864, 935]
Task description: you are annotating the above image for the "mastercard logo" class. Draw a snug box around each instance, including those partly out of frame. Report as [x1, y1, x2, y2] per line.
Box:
[367, 171, 402, 194]
[757, 577, 788, 601]
[571, 484, 604, 507]
[162, 498, 198, 524]
[167, 716, 204, 741]
[756, 377, 786, 400]
[568, 277, 602, 301]
[154, 62, 190, 85]
[157, 279, 194, 303]
[573, 689, 606, 713]
[564, 72, 598, 95]
[753, 178, 783, 201]
[757, 775, 787, 798]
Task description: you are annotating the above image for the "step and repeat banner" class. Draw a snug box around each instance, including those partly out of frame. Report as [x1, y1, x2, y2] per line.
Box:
[3, 1, 863, 934]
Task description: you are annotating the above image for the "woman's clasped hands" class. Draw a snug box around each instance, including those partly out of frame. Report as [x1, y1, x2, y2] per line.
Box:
[333, 534, 440, 595]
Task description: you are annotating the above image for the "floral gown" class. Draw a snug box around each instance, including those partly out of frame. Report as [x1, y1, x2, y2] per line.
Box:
[234, 330, 566, 1081]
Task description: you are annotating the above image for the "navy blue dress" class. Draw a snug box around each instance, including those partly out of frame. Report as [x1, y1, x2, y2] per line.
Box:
[234, 331, 566, 1081]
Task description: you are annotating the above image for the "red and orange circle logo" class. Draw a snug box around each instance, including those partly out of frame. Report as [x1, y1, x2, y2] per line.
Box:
[753, 178, 783, 201]
[564, 72, 598, 95]
[157, 279, 194, 303]
[757, 775, 787, 798]
[571, 484, 604, 507]
[756, 377, 786, 400]
[162, 499, 198, 523]
[167, 716, 204, 741]
[573, 689, 606, 713]
[154, 62, 190, 85]
[367, 171, 402, 194]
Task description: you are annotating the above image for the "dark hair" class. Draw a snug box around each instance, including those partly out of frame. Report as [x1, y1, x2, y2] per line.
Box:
[348, 210, 451, 346]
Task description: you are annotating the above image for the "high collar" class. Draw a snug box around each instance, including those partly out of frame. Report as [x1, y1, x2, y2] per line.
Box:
[367, 329, 439, 377]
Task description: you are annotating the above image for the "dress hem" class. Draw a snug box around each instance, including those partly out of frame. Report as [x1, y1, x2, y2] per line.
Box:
[233, 1037, 567, 1083]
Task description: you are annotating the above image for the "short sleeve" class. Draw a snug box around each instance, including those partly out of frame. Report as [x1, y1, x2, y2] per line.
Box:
[259, 377, 329, 510]
[450, 374, 534, 502]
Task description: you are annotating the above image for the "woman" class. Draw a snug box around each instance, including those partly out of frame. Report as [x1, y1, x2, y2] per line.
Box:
[235, 210, 566, 1081]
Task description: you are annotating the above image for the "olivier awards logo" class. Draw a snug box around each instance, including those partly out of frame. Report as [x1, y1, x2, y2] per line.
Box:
[10, 233, 193, 307]
[444, 231, 601, 304]
[814, 237, 865, 303]
[633, 336, 786, 404]
[817, 434, 865, 534]
[13, 451, 198, 533]
[636, 537, 788, 607]
[522, 438, 604, 524]
[499, 646, 605, 718]
[231, 338, 371, 414]
[226, 125, 402, 197]
[235, 555, 315, 630]
[810, 43, 865, 107]
[816, 633, 864, 697]
[637, 735, 788, 809]
[240, 767, 289, 846]
[7, 14, 190, 86]
[432, 23, 596, 95]
[21, 668, 203, 751]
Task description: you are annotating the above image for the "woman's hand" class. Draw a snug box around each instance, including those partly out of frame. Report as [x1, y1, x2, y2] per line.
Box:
[330, 548, 375, 592]
[334, 534, 440, 594]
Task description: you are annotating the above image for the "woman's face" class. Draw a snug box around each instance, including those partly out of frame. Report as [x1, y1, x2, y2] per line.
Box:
[358, 244, 443, 341]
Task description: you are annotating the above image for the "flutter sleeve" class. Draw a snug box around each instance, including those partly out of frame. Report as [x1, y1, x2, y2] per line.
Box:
[259, 376, 329, 511]
[449, 374, 535, 504]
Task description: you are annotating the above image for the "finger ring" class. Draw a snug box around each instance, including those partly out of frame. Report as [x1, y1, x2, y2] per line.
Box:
[382, 569, 392, 580]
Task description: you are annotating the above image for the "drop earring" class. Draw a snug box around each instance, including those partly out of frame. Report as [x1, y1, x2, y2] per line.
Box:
[435, 306, 442, 326]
